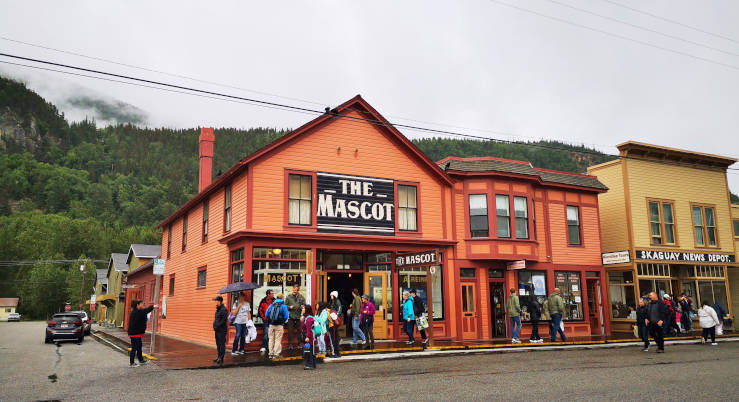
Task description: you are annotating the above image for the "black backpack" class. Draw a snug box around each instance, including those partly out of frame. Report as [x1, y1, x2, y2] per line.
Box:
[268, 303, 284, 324]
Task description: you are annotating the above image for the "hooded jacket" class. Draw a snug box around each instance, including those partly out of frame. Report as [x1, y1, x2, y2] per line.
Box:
[265, 298, 289, 326]
[403, 297, 415, 321]
[213, 303, 228, 333]
[698, 306, 720, 329]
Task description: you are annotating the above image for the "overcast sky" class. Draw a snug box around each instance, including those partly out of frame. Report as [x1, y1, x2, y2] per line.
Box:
[1, 0, 738, 192]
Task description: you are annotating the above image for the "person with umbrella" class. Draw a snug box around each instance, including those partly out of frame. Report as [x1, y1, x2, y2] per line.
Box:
[231, 291, 251, 355]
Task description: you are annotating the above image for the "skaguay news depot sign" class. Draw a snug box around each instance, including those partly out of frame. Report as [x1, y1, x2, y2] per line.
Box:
[316, 172, 395, 235]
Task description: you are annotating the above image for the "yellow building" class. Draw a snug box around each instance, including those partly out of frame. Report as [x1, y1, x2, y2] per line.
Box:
[589, 141, 737, 333]
[730, 204, 739, 322]
[0, 298, 19, 320]
[92, 269, 108, 323]
[101, 253, 128, 327]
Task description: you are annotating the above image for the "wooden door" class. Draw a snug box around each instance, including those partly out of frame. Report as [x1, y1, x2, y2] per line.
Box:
[461, 283, 478, 339]
[365, 272, 388, 339]
[318, 271, 327, 304]
[586, 279, 603, 335]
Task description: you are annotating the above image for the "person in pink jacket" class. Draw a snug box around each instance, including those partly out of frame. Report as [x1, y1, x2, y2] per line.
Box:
[360, 294, 376, 345]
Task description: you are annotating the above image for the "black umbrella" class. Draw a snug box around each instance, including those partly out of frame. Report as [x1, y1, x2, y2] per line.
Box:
[218, 282, 261, 294]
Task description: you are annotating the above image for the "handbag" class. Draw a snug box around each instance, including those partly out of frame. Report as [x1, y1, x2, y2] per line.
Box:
[227, 313, 236, 324]
[416, 314, 429, 330]
[716, 322, 723, 336]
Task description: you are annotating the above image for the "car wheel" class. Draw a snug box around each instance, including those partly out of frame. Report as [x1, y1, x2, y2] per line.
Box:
[44, 336, 51, 344]
[78, 335, 84, 343]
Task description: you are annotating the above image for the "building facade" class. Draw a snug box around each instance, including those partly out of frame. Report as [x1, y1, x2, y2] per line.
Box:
[122, 244, 161, 330]
[0, 298, 19, 320]
[589, 142, 737, 333]
[730, 204, 739, 322]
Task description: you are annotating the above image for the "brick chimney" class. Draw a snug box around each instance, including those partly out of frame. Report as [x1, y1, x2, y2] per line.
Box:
[198, 128, 215, 192]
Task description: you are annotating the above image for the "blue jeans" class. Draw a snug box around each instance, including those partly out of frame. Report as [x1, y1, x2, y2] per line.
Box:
[638, 324, 650, 349]
[403, 319, 415, 342]
[261, 322, 269, 349]
[232, 323, 246, 352]
[352, 316, 366, 343]
[129, 337, 143, 365]
[663, 316, 672, 335]
[510, 316, 522, 340]
[550, 313, 566, 342]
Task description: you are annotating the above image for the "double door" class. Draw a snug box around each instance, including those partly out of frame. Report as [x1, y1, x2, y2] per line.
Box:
[318, 271, 388, 339]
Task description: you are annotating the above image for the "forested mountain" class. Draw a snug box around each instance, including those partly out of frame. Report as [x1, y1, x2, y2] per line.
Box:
[0, 75, 734, 317]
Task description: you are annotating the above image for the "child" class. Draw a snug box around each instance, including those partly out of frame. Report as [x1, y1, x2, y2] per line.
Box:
[301, 305, 316, 370]
[636, 298, 650, 351]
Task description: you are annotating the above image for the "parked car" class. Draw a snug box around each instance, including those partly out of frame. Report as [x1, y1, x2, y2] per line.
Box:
[45, 313, 85, 343]
[68, 311, 92, 335]
[7, 313, 21, 322]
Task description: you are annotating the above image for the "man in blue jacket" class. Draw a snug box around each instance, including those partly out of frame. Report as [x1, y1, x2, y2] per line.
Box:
[265, 293, 289, 359]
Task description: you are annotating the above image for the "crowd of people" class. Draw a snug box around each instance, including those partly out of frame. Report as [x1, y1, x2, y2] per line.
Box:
[507, 287, 568, 344]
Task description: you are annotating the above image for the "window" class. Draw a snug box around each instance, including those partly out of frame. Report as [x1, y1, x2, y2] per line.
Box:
[488, 269, 504, 278]
[167, 224, 172, 259]
[197, 267, 207, 288]
[231, 248, 244, 284]
[368, 253, 393, 321]
[460, 268, 476, 278]
[324, 253, 362, 270]
[468, 194, 489, 238]
[398, 257, 444, 319]
[698, 280, 728, 314]
[398, 185, 418, 231]
[514, 196, 529, 239]
[496, 195, 510, 238]
[251, 247, 307, 323]
[692, 205, 718, 247]
[288, 174, 312, 225]
[517, 270, 547, 322]
[608, 271, 636, 319]
[224, 185, 231, 232]
[169, 275, 175, 296]
[734, 219, 739, 238]
[555, 271, 583, 320]
[566, 206, 581, 245]
[101, 284, 107, 294]
[648, 200, 675, 245]
[202, 199, 209, 243]
[181, 215, 188, 252]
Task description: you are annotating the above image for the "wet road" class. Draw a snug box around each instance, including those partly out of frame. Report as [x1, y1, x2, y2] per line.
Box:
[1, 321, 737, 401]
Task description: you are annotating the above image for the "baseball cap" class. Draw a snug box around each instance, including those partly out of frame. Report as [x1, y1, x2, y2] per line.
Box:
[212, 296, 223, 302]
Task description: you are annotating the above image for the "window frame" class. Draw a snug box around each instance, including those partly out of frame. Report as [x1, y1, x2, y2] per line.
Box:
[181, 214, 188, 253]
[196, 266, 207, 289]
[495, 194, 511, 238]
[224, 184, 232, 233]
[286, 172, 314, 227]
[513, 196, 529, 239]
[468, 194, 490, 238]
[166, 223, 172, 259]
[516, 269, 548, 322]
[566, 205, 582, 246]
[607, 270, 636, 320]
[733, 219, 739, 238]
[646, 198, 677, 246]
[691, 203, 719, 248]
[397, 183, 419, 232]
[202, 198, 209, 244]
[554, 270, 584, 321]
[168, 274, 175, 297]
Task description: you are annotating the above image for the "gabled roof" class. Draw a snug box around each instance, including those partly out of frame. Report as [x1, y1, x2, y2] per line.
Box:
[107, 253, 129, 276]
[618, 141, 736, 169]
[156, 95, 453, 229]
[127, 260, 154, 278]
[126, 244, 161, 264]
[438, 156, 607, 191]
[95, 269, 108, 285]
[0, 298, 19, 307]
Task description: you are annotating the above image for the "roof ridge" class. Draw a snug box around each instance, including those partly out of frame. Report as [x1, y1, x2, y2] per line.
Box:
[533, 167, 594, 178]
[440, 156, 531, 166]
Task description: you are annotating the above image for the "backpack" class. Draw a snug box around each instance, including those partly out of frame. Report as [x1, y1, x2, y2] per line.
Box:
[268, 303, 284, 324]
[314, 312, 327, 336]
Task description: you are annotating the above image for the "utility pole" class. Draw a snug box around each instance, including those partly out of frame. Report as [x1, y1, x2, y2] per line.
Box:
[79, 263, 86, 309]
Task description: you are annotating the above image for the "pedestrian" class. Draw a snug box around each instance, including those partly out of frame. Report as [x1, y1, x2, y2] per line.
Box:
[661, 294, 676, 336]
[127, 299, 157, 367]
[285, 284, 306, 350]
[301, 304, 317, 370]
[328, 291, 342, 357]
[542, 297, 552, 339]
[360, 294, 376, 345]
[257, 290, 275, 353]
[349, 288, 367, 345]
[508, 288, 522, 343]
[402, 290, 415, 344]
[409, 289, 428, 345]
[231, 292, 251, 356]
[528, 294, 543, 343]
[548, 288, 567, 342]
[698, 301, 720, 346]
[646, 291, 669, 353]
[678, 293, 693, 333]
[212, 295, 228, 365]
[315, 302, 329, 355]
[636, 297, 650, 352]
[712, 301, 726, 326]
[264, 292, 289, 359]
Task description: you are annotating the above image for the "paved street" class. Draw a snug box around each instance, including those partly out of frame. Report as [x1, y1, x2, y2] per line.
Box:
[2, 321, 738, 401]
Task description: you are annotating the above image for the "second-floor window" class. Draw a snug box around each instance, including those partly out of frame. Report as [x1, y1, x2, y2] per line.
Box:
[398, 185, 418, 231]
[567, 205, 581, 245]
[224, 185, 231, 232]
[182, 215, 188, 252]
[469, 194, 489, 238]
[692, 205, 717, 247]
[648, 200, 675, 245]
[197, 267, 207, 288]
[734, 219, 739, 238]
[202, 199, 209, 243]
[496, 195, 510, 238]
[514, 196, 529, 239]
[167, 223, 172, 259]
[288, 174, 312, 225]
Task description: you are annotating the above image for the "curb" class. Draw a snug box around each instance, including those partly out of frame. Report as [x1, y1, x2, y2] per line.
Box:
[90, 330, 157, 360]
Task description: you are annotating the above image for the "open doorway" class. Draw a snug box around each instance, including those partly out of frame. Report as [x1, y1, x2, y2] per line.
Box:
[326, 272, 363, 338]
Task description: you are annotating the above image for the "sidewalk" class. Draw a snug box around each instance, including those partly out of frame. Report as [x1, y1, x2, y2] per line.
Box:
[91, 324, 738, 370]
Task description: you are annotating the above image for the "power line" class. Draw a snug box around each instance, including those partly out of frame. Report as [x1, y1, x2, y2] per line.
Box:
[598, 0, 739, 45]
[486, 0, 739, 71]
[544, 0, 739, 57]
[1, 52, 737, 174]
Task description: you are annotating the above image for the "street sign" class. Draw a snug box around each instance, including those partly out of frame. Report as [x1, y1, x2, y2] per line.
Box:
[64, 304, 71, 311]
[153, 258, 165, 275]
[90, 303, 96, 311]
[90, 294, 96, 304]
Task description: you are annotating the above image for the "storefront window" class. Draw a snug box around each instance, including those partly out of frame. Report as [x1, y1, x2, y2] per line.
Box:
[698, 281, 728, 312]
[324, 253, 362, 270]
[251, 247, 307, 322]
[399, 263, 444, 320]
[555, 271, 583, 320]
[517, 270, 547, 322]
[638, 279, 670, 299]
[608, 270, 636, 319]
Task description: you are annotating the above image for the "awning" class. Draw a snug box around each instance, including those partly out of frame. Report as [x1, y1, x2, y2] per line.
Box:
[95, 294, 117, 303]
